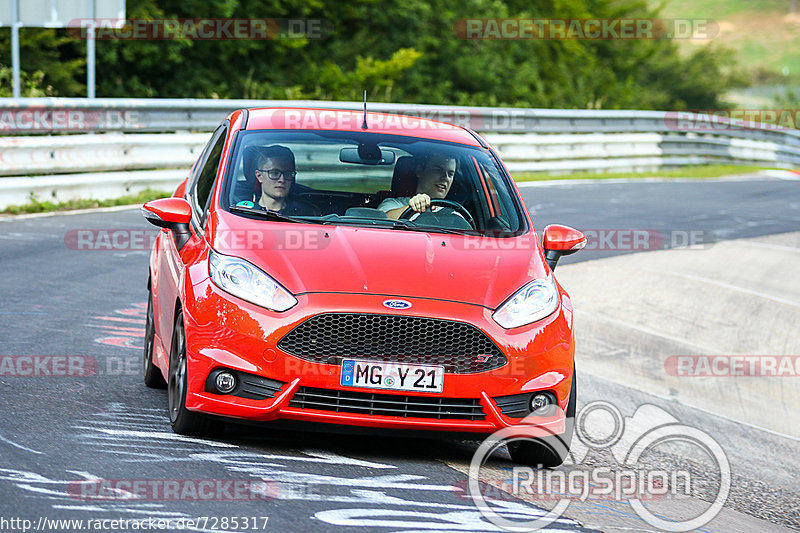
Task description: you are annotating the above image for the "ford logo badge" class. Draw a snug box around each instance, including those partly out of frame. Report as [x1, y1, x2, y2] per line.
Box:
[383, 299, 412, 310]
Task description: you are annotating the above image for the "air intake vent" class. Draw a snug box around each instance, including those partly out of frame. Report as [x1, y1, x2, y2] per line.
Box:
[289, 387, 485, 420]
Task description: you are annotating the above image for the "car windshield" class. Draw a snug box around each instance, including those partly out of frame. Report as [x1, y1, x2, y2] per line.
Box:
[222, 130, 526, 235]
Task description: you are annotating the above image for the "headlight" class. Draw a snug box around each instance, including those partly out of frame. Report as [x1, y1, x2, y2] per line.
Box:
[208, 250, 297, 312]
[492, 274, 559, 329]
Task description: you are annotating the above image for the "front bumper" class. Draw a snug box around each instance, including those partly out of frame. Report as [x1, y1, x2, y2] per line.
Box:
[181, 277, 575, 437]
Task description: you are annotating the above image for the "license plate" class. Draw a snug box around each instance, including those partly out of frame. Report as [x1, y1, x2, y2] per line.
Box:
[340, 359, 444, 393]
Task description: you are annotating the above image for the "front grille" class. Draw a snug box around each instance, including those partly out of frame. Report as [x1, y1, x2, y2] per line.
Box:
[277, 313, 506, 374]
[289, 386, 485, 420]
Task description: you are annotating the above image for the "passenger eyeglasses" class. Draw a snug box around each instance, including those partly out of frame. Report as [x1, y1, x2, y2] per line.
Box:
[258, 169, 297, 181]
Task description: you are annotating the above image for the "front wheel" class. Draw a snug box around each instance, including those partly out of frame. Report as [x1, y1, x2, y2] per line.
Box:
[143, 290, 167, 388]
[168, 311, 213, 435]
[507, 367, 577, 468]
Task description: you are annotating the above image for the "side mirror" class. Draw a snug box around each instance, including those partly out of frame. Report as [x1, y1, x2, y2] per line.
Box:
[142, 198, 192, 250]
[542, 224, 586, 271]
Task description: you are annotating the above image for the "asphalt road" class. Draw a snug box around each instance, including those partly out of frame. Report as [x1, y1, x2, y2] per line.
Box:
[521, 174, 800, 263]
[0, 176, 798, 533]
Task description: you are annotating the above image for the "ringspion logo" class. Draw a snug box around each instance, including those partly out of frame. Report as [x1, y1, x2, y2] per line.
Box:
[467, 401, 730, 531]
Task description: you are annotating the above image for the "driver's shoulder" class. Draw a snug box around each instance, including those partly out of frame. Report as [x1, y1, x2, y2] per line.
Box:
[377, 196, 410, 212]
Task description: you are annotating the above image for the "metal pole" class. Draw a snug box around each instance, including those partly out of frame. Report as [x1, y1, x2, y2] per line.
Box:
[11, 0, 20, 98]
[87, 0, 96, 98]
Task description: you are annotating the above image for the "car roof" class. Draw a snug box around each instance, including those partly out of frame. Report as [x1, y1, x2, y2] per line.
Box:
[242, 107, 484, 146]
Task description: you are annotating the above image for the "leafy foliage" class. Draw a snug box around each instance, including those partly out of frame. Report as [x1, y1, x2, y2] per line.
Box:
[0, 27, 85, 96]
[1, 0, 743, 110]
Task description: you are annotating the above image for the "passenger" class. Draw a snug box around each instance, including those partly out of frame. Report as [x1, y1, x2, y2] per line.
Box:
[378, 154, 457, 219]
[236, 145, 314, 215]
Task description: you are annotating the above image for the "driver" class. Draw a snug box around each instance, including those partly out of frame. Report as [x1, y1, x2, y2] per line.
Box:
[378, 153, 457, 219]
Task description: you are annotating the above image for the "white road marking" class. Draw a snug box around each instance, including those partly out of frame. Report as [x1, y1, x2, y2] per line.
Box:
[0, 433, 44, 454]
[71, 427, 239, 448]
[574, 309, 722, 354]
[634, 267, 800, 309]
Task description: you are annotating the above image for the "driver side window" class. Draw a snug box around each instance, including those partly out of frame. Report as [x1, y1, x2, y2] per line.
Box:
[191, 126, 227, 225]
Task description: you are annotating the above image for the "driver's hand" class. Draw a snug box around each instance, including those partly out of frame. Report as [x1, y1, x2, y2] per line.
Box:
[408, 193, 431, 213]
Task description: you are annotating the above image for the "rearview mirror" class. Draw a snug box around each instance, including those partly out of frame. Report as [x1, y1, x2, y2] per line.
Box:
[142, 197, 192, 250]
[340, 146, 396, 165]
[542, 224, 586, 271]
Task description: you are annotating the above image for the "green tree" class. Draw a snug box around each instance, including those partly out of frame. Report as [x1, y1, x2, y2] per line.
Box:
[0, 27, 84, 96]
[1, 0, 746, 110]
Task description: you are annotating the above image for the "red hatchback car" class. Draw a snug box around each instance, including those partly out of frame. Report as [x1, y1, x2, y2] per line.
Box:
[141, 108, 585, 466]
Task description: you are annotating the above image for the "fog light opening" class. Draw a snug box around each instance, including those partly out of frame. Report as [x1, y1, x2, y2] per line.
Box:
[215, 371, 237, 394]
[531, 392, 554, 414]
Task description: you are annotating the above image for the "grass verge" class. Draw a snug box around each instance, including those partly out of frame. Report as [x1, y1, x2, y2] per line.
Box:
[513, 164, 773, 182]
[1, 188, 172, 215]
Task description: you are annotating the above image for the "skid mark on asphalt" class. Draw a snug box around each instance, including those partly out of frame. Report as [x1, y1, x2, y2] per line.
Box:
[0, 432, 44, 455]
[52, 404, 593, 531]
[0, 468, 203, 528]
[91, 302, 146, 350]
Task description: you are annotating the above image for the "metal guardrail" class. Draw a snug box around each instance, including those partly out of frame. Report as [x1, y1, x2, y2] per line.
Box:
[0, 97, 798, 209]
[0, 132, 207, 176]
[2, 96, 799, 140]
[1, 97, 683, 134]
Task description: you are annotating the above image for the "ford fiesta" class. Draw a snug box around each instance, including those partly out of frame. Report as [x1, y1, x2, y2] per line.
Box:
[141, 107, 585, 466]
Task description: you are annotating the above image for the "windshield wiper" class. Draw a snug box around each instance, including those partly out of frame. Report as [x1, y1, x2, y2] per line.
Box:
[229, 205, 307, 223]
[315, 214, 396, 227]
[315, 214, 474, 235]
[389, 220, 474, 235]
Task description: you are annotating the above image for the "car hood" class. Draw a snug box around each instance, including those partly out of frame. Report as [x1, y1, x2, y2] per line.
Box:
[209, 217, 547, 309]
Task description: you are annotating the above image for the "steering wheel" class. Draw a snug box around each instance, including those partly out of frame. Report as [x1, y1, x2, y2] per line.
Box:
[399, 199, 475, 229]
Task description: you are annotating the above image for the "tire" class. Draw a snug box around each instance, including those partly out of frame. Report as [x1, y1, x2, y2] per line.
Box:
[143, 290, 167, 388]
[507, 367, 577, 468]
[168, 311, 213, 435]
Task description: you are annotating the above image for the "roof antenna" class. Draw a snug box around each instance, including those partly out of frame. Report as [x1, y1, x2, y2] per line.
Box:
[361, 90, 368, 130]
